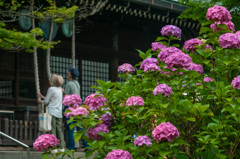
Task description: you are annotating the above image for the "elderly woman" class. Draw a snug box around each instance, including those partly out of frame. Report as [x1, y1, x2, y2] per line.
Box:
[37, 74, 65, 153]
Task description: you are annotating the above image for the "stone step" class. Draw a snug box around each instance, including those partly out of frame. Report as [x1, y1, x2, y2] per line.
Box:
[0, 150, 95, 159]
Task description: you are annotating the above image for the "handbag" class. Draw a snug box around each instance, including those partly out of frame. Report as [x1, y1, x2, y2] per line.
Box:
[39, 103, 52, 132]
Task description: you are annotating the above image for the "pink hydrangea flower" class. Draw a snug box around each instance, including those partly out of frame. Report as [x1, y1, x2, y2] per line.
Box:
[210, 21, 235, 32]
[206, 5, 232, 23]
[204, 77, 213, 82]
[140, 58, 158, 70]
[99, 113, 114, 127]
[204, 44, 212, 50]
[134, 135, 152, 146]
[196, 83, 202, 86]
[236, 31, 240, 35]
[118, 63, 135, 73]
[186, 63, 204, 74]
[85, 93, 107, 111]
[87, 123, 109, 140]
[219, 33, 240, 49]
[33, 134, 60, 151]
[160, 25, 182, 38]
[144, 63, 161, 72]
[126, 96, 144, 107]
[158, 47, 182, 62]
[64, 106, 89, 118]
[184, 38, 202, 53]
[151, 42, 167, 51]
[105, 149, 132, 159]
[232, 76, 240, 89]
[152, 122, 180, 142]
[165, 52, 192, 69]
[62, 94, 82, 108]
[153, 84, 172, 96]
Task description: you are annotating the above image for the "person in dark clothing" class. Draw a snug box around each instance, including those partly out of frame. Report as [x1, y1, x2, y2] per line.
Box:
[64, 66, 89, 150]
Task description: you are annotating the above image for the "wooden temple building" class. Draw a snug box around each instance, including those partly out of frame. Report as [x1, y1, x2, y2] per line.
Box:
[0, 0, 199, 147]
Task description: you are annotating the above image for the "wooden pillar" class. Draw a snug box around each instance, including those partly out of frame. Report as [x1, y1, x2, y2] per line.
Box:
[110, 28, 119, 82]
[40, 50, 50, 96]
[78, 56, 82, 96]
[14, 52, 19, 107]
[110, 57, 118, 82]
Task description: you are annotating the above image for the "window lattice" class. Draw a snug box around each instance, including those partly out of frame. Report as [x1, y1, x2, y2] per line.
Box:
[0, 81, 13, 98]
[82, 60, 109, 101]
[51, 56, 79, 87]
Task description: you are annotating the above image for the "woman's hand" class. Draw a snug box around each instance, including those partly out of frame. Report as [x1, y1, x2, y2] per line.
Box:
[37, 97, 42, 104]
[37, 93, 45, 99]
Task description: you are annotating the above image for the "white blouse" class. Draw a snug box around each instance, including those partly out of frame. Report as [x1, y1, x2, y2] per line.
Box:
[43, 86, 63, 118]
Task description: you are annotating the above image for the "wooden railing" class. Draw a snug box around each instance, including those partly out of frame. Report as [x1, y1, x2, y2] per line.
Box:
[0, 118, 38, 146]
[0, 118, 85, 151]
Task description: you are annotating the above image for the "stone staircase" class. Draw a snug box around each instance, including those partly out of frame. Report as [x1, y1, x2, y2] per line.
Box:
[0, 150, 95, 159]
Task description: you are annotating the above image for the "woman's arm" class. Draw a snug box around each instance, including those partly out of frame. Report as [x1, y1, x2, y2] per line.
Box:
[42, 88, 53, 105]
[37, 93, 45, 99]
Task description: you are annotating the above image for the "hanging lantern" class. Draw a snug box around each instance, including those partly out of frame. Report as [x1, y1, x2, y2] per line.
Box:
[39, 20, 58, 40]
[62, 19, 73, 37]
[18, 9, 32, 31]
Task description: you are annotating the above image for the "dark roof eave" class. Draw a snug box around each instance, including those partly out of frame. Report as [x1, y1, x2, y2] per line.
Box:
[126, 0, 189, 13]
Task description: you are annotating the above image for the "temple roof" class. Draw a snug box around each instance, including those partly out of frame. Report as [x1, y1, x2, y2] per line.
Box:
[105, 0, 200, 31]
[126, 0, 188, 13]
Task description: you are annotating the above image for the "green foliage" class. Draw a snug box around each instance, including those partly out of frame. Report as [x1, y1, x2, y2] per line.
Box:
[35, 0, 78, 23]
[0, 22, 53, 52]
[0, 0, 106, 53]
[178, 0, 240, 31]
[60, 8, 240, 158]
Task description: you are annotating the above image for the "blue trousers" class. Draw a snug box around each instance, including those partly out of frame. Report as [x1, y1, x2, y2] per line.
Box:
[64, 106, 89, 150]
[66, 119, 90, 150]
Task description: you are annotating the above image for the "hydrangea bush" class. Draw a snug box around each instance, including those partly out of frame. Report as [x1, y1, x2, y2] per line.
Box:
[37, 5, 240, 159]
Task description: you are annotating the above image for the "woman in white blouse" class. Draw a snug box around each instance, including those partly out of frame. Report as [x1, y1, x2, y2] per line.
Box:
[37, 74, 65, 153]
